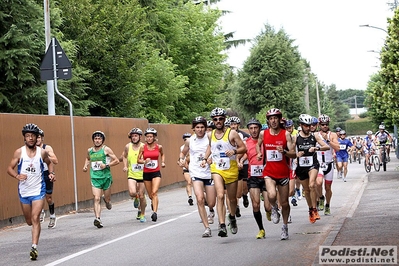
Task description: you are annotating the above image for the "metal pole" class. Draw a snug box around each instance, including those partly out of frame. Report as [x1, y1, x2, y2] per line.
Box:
[304, 71, 310, 113]
[44, 0, 55, 115]
[51, 38, 78, 212]
[315, 80, 321, 116]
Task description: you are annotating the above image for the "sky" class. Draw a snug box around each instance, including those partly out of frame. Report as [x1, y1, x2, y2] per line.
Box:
[216, 0, 394, 91]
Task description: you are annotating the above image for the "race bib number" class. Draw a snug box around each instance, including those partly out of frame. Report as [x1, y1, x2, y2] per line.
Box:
[91, 161, 103, 171]
[339, 144, 347, 150]
[132, 164, 144, 172]
[216, 157, 230, 170]
[145, 160, 158, 169]
[266, 150, 283, 162]
[250, 165, 264, 176]
[298, 156, 313, 167]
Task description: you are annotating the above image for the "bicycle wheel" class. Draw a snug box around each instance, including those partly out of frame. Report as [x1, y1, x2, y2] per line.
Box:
[373, 155, 380, 172]
[358, 152, 361, 164]
[382, 150, 387, 171]
[364, 158, 371, 173]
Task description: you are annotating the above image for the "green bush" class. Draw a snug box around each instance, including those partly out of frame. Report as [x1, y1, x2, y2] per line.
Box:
[345, 118, 376, 136]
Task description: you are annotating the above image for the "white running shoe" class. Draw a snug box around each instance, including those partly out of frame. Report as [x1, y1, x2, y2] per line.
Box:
[281, 224, 289, 240]
[271, 205, 281, 224]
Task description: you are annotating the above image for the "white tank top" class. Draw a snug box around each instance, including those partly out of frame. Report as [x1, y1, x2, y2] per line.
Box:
[189, 134, 211, 179]
[18, 146, 45, 197]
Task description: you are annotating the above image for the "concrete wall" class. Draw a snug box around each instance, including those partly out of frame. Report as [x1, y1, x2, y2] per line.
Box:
[0, 113, 192, 228]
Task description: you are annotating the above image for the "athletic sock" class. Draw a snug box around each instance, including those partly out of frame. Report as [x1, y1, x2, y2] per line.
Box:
[253, 211, 264, 230]
[49, 203, 55, 215]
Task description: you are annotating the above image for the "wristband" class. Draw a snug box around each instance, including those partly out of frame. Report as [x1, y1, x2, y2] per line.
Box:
[233, 150, 237, 155]
[106, 164, 110, 169]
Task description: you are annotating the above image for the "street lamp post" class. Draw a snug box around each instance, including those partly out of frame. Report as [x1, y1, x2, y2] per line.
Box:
[359, 24, 388, 33]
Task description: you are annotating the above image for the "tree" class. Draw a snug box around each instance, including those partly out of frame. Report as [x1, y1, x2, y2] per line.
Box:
[376, 8, 399, 127]
[0, 0, 45, 113]
[236, 24, 305, 119]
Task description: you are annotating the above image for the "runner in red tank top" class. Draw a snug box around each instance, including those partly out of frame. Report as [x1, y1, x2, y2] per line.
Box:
[256, 108, 296, 240]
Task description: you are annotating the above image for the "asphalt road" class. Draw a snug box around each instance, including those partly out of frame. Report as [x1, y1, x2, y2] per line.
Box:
[0, 159, 378, 266]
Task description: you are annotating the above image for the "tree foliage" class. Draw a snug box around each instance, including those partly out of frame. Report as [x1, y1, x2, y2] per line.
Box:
[235, 24, 305, 120]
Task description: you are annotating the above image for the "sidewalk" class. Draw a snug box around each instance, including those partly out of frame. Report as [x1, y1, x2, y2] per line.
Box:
[315, 154, 399, 264]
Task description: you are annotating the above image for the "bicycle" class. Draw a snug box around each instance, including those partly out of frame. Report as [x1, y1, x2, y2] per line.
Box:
[379, 143, 389, 172]
[364, 148, 380, 173]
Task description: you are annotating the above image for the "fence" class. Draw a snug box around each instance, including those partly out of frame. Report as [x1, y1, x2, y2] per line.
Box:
[0, 113, 191, 228]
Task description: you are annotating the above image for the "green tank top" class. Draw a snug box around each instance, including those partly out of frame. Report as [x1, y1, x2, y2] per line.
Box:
[89, 146, 111, 179]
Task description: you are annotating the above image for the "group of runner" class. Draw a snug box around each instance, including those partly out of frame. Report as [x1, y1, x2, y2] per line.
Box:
[8, 113, 394, 261]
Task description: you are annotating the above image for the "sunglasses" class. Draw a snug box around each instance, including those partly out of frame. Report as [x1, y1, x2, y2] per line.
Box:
[320, 124, 329, 126]
[212, 117, 225, 122]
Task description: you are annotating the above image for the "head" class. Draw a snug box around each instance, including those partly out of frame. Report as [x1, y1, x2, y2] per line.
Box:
[128, 128, 142, 144]
[379, 124, 385, 132]
[335, 127, 342, 133]
[310, 117, 318, 132]
[92, 131, 105, 147]
[246, 118, 262, 139]
[318, 114, 330, 132]
[206, 120, 215, 132]
[182, 132, 192, 142]
[298, 114, 313, 134]
[229, 116, 240, 131]
[285, 119, 294, 133]
[22, 123, 40, 149]
[266, 108, 283, 130]
[144, 128, 157, 144]
[192, 116, 207, 137]
[339, 130, 346, 139]
[210, 107, 227, 130]
[366, 130, 373, 137]
[36, 128, 45, 146]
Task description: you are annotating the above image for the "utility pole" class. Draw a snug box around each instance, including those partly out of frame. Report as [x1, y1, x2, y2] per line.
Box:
[304, 69, 310, 113]
[315, 80, 321, 116]
[44, 0, 55, 115]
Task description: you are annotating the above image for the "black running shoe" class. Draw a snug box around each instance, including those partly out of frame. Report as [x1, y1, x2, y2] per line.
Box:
[151, 212, 157, 222]
[243, 195, 249, 208]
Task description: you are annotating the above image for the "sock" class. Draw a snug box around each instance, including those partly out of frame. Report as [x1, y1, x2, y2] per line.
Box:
[210, 208, 214, 213]
[253, 211, 264, 230]
[325, 204, 330, 208]
[49, 203, 55, 215]
[32, 244, 37, 249]
[320, 195, 325, 200]
[229, 214, 235, 220]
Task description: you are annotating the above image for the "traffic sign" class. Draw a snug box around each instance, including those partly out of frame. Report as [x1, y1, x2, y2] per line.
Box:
[40, 38, 72, 80]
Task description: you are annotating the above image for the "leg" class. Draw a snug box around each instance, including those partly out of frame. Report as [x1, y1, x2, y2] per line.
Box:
[92, 187, 103, 218]
[225, 181, 238, 216]
[193, 180, 208, 227]
[30, 199, 44, 245]
[300, 178, 312, 208]
[183, 172, 193, 203]
[128, 178, 138, 198]
[342, 162, 349, 178]
[278, 183, 290, 225]
[308, 169, 319, 209]
[150, 177, 161, 212]
[138, 182, 146, 216]
[212, 174, 226, 225]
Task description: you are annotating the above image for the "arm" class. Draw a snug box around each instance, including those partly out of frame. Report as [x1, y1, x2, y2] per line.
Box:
[104, 147, 119, 168]
[256, 131, 265, 161]
[328, 132, 340, 152]
[83, 149, 90, 172]
[283, 131, 297, 158]
[7, 148, 27, 181]
[159, 145, 165, 168]
[122, 144, 129, 172]
[45, 145, 58, 165]
[314, 134, 330, 152]
[230, 130, 247, 156]
[178, 139, 190, 167]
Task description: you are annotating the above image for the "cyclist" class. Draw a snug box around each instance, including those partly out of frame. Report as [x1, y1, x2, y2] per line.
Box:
[374, 124, 393, 163]
[363, 130, 375, 166]
[353, 136, 364, 162]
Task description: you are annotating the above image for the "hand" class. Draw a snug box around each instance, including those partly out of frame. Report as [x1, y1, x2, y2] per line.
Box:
[123, 167, 128, 172]
[161, 162, 166, 168]
[16, 173, 28, 181]
[83, 166, 88, 172]
[297, 151, 304, 157]
[256, 153, 263, 161]
[49, 173, 56, 182]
